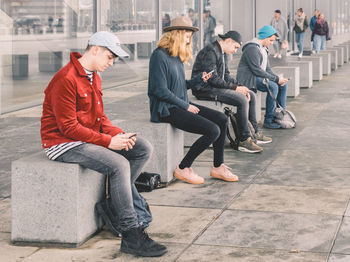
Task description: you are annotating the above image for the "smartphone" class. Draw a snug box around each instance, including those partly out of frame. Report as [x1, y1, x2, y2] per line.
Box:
[129, 133, 137, 138]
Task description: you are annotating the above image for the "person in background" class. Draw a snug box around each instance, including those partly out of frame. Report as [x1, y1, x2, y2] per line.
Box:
[312, 13, 330, 53]
[188, 8, 198, 54]
[203, 10, 215, 46]
[270, 9, 289, 59]
[310, 9, 320, 54]
[293, 8, 309, 58]
[148, 17, 239, 184]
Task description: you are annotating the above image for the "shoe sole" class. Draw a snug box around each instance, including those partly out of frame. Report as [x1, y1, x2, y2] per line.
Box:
[210, 172, 239, 182]
[238, 146, 263, 153]
[95, 203, 122, 237]
[263, 125, 281, 129]
[174, 172, 204, 184]
[121, 246, 168, 257]
[256, 140, 272, 145]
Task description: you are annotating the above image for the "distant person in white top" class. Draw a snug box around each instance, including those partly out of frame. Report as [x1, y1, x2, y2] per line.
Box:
[270, 9, 289, 59]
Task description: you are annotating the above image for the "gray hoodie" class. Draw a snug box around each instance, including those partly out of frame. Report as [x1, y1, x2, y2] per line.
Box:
[237, 38, 279, 91]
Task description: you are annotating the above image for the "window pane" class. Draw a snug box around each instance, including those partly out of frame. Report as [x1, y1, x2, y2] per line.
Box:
[99, 0, 156, 89]
[0, 0, 93, 113]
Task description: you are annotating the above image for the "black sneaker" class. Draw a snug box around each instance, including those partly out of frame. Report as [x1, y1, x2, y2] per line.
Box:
[95, 199, 122, 237]
[121, 227, 168, 257]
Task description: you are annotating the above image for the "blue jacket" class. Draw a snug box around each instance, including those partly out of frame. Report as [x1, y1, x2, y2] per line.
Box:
[310, 15, 317, 31]
[148, 47, 202, 122]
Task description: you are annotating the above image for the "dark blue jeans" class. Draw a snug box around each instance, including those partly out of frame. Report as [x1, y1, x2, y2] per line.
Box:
[256, 77, 287, 123]
[211, 88, 258, 140]
[55, 137, 153, 231]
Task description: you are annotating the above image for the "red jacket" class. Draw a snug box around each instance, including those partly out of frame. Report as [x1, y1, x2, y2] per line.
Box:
[41, 52, 124, 148]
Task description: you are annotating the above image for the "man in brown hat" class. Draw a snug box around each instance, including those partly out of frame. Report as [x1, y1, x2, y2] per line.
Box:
[191, 31, 272, 154]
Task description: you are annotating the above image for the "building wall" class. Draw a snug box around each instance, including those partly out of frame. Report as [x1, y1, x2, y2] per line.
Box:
[1, 0, 350, 114]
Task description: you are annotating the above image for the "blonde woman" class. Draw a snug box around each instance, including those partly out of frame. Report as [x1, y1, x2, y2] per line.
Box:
[148, 17, 238, 184]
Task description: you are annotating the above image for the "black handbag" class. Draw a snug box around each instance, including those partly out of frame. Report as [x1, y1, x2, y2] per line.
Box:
[135, 172, 161, 192]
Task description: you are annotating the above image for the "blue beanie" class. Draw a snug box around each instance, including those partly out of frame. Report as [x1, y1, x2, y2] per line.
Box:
[257, 25, 278, 39]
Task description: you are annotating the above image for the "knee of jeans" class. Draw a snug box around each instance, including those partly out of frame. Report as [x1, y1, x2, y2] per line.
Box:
[135, 136, 153, 158]
[206, 124, 221, 142]
[269, 82, 279, 94]
[110, 157, 131, 179]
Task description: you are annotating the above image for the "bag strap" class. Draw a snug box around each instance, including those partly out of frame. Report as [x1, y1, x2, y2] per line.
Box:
[262, 78, 282, 109]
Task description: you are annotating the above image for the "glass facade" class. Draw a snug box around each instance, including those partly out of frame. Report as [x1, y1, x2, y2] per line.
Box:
[1, 0, 350, 114]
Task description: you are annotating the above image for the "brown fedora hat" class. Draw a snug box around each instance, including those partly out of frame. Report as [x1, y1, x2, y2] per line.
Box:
[163, 16, 199, 32]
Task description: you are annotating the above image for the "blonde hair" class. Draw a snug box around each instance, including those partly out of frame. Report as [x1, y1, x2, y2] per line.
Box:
[158, 30, 193, 63]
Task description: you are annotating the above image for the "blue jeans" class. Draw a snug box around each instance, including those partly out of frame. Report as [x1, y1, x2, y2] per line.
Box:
[56, 136, 153, 232]
[314, 34, 326, 53]
[295, 32, 305, 54]
[256, 77, 287, 123]
[211, 88, 258, 140]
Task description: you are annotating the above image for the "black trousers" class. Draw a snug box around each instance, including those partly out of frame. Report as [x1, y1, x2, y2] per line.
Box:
[160, 103, 228, 168]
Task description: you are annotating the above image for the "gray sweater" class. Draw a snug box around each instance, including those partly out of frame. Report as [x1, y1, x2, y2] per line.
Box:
[270, 16, 288, 42]
[237, 38, 279, 91]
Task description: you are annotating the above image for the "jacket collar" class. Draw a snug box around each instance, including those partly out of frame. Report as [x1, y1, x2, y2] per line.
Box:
[213, 40, 224, 54]
[70, 52, 89, 77]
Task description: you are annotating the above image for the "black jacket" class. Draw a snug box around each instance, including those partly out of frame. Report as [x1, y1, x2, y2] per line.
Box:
[191, 41, 239, 100]
[236, 39, 279, 91]
[313, 21, 330, 39]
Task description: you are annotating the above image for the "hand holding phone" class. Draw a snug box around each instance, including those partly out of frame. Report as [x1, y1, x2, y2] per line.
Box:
[129, 133, 137, 138]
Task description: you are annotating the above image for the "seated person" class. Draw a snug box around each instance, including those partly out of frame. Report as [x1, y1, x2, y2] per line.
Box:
[237, 25, 288, 129]
[40, 31, 167, 257]
[191, 30, 272, 153]
[148, 17, 238, 184]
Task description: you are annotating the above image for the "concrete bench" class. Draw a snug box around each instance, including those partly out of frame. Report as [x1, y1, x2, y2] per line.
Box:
[327, 46, 345, 67]
[286, 60, 313, 88]
[272, 66, 300, 97]
[321, 49, 338, 71]
[328, 47, 344, 67]
[336, 44, 349, 63]
[314, 52, 331, 75]
[287, 56, 323, 81]
[116, 119, 184, 183]
[12, 152, 105, 247]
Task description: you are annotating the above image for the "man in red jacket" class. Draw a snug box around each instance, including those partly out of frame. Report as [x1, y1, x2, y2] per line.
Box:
[40, 31, 167, 257]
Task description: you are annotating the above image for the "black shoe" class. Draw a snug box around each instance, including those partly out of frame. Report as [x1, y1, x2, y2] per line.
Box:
[95, 199, 122, 237]
[121, 227, 168, 257]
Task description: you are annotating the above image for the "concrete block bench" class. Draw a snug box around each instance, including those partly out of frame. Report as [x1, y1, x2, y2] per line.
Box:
[328, 47, 344, 67]
[12, 152, 105, 247]
[272, 66, 300, 97]
[315, 52, 331, 75]
[286, 60, 313, 88]
[116, 119, 184, 183]
[336, 44, 349, 63]
[287, 56, 323, 81]
[321, 49, 338, 71]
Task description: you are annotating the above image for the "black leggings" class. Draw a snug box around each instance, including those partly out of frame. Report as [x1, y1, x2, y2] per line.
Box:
[160, 103, 228, 168]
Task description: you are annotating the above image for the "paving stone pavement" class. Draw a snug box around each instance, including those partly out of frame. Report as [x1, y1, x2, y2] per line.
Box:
[1, 62, 350, 261]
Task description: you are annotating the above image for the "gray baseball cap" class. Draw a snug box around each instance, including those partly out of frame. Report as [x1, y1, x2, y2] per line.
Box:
[88, 31, 129, 58]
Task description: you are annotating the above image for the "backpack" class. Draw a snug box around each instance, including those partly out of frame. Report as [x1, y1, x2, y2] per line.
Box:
[224, 107, 256, 150]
